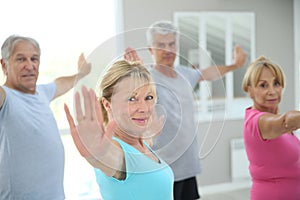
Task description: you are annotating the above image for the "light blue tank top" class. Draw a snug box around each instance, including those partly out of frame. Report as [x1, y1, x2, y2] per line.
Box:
[94, 138, 174, 200]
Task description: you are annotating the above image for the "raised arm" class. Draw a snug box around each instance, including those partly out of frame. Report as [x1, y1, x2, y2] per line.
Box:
[258, 110, 300, 140]
[54, 53, 91, 99]
[199, 45, 247, 81]
[64, 86, 124, 178]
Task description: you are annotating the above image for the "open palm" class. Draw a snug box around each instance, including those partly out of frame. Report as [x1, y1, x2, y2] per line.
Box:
[64, 86, 115, 161]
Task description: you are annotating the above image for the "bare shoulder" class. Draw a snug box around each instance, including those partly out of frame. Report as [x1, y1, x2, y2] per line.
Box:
[0, 86, 6, 109]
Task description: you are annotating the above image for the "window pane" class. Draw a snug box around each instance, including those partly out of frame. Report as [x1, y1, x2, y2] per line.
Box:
[232, 14, 253, 98]
[178, 15, 199, 67]
[206, 15, 226, 98]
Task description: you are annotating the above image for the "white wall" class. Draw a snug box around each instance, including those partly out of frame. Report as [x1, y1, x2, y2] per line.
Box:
[295, 0, 300, 109]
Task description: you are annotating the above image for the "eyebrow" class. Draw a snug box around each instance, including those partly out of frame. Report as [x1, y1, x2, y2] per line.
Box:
[257, 78, 277, 83]
[15, 53, 39, 57]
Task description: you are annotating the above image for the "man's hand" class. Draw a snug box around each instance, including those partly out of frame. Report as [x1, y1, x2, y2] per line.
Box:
[124, 47, 144, 64]
[233, 45, 247, 69]
[77, 53, 92, 79]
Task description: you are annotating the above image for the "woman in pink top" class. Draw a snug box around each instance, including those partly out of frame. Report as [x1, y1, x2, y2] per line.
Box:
[242, 56, 300, 200]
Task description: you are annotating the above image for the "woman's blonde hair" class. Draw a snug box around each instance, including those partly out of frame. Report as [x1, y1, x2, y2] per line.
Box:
[99, 60, 156, 125]
[242, 56, 285, 92]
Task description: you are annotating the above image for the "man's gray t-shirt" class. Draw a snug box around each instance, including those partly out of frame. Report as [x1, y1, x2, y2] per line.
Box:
[0, 83, 65, 200]
[150, 65, 202, 181]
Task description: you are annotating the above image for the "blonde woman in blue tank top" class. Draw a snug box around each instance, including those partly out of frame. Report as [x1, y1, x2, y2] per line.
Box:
[64, 60, 174, 200]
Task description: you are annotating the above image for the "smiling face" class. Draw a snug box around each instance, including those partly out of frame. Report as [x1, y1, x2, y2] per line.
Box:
[247, 67, 283, 114]
[109, 76, 157, 138]
[2, 40, 40, 94]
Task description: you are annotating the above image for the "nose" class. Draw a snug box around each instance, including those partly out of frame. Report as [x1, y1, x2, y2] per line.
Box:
[267, 85, 276, 94]
[24, 59, 36, 70]
[136, 100, 150, 113]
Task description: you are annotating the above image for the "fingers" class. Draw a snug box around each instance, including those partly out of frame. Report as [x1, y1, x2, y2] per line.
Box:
[233, 45, 247, 67]
[77, 53, 91, 78]
[95, 95, 104, 128]
[64, 103, 75, 129]
[78, 53, 85, 69]
[64, 103, 90, 157]
[124, 47, 141, 62]
[233, 46, 241, 58]
[75, 91, 84, 123]
[82, 86, 93, 121]
[89, 88, 97, 121]
[125, 47, 135, 56]
[76, 86, 99, 123]
[234, 45, 241, 51]
[124, 47, 134, 61]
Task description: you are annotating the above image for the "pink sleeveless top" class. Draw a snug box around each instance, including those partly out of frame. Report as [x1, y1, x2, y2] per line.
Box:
[244, 107, 300, 200]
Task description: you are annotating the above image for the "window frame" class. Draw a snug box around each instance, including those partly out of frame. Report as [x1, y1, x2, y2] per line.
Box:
[174, 12, 255, 122]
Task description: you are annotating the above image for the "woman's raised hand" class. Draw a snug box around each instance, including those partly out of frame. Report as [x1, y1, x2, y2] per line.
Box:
[64, 86, 119, 174]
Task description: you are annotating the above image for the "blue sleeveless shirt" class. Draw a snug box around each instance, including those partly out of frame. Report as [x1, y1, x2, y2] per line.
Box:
[94, 138, 174, 200]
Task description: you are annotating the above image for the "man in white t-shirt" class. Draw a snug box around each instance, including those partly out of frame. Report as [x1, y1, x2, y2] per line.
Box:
[0, 35, 91, 200]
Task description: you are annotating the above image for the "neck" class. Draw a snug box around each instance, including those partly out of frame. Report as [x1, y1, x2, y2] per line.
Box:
[114, 126, 159, 162]
[4, 82, 36, 94]
[154, 64, 176, 78]
[252, 105, 278, 114]
[114, 126, 144, 148]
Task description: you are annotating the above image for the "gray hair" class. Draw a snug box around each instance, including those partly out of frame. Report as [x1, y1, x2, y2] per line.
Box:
[1, 35, 41, 64]
[146, 20, 178, 46]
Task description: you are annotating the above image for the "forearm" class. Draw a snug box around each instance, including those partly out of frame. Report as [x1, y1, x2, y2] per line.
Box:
[54, 70, 90, 99]
[54, 74, 78, 99]
[53, 54, 91, 99]
[282, 110, 300, 131]
[200, 64, 239, 81]
[260, 111, 300, 139]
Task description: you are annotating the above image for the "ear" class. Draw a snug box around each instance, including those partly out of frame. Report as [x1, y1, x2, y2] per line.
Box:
[247, 86, 254, 99]
[102, 97, 115, 122]
[101, 97, 111, 113]
[0, 59, 8, 75]
[148, 46, 154, 55]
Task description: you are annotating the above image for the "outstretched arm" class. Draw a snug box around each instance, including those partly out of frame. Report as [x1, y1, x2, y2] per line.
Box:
[199, 45, 247, 81]
[64, 86, 124, 177]
[54, 53, 91, 99]
[259, 110, 300, 140]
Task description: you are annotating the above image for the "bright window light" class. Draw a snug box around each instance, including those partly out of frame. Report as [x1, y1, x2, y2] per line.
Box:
[0, 0, 119, 199]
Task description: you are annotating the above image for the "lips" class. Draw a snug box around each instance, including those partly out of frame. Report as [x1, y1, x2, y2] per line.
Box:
[21, 74, 36, 78]
[132, 117, 148, 125]
[266, 99, 278, 103]
[163, 54, 175, 59]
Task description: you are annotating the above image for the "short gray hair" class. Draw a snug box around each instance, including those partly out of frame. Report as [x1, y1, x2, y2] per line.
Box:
[146, 20, 178, 46]
[1, 35, 41, 64]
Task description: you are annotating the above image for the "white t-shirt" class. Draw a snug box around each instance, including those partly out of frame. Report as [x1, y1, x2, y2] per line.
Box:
[0, 83, 65, 200]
